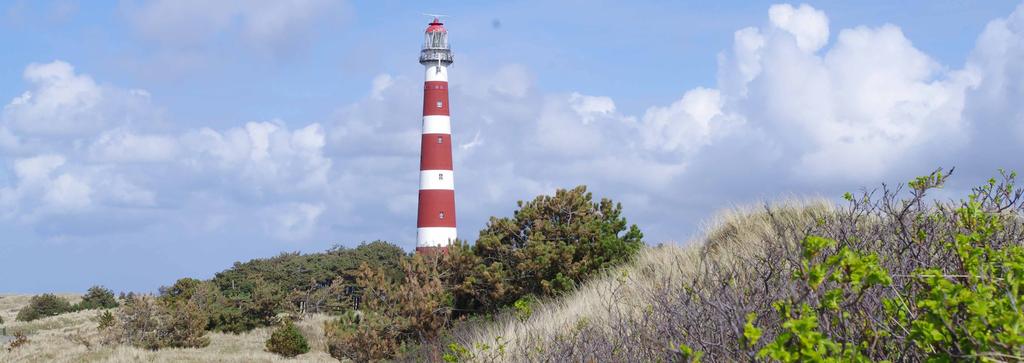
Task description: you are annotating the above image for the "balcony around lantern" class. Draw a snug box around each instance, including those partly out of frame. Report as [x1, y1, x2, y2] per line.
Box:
[419, 48, 454, 65]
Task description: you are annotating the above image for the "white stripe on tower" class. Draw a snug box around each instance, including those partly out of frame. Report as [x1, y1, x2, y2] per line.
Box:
[416, 17, 457, 254]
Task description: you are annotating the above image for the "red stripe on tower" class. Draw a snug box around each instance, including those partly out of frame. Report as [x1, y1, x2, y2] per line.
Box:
[416, 18, 457, 254]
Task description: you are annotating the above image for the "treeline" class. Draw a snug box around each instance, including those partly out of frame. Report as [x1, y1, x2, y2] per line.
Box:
[37, 185, 642, 360]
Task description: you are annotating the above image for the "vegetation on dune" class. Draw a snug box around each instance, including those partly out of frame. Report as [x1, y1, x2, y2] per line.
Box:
[322, 185, 645, 361]
[18, 171, 1024, 362]
[101, 294, 209, 350]
[325, 255, 452, 361]
[265, 320, 310, 357]
[15, 294, 72, 322]
[0, 299, 339, 362]
[435, 169, 1024, 362]
[445, 185, 644, 315]
[77, 286, 119, 311]
[204, 240, 406, 333]
[15, 286, 118, 323]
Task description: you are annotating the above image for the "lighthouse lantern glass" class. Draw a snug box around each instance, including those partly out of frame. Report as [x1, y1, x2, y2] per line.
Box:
[425, 32, 448, 49]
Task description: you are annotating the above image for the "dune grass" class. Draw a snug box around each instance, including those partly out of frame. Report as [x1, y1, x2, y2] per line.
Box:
[437, 199, 833, 362]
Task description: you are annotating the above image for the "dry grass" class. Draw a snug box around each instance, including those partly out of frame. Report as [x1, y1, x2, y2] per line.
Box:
[0, 294, 340, 363]
[443, 199, 834, 361]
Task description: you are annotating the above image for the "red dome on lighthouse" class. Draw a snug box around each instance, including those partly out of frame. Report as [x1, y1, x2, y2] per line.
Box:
[426, 18, 446, 33]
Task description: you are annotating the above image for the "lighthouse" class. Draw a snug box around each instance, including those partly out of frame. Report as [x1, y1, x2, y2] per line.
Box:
[416, 18, 456, 254]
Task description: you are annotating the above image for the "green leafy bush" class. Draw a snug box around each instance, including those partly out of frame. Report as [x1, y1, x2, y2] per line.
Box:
[884, 176, 1024, 360]
[16, 294, 72, 321]
[266, 321, 310, 357]
[752, 235, 890, 362]
[207, 241, 405, 332]
[447, 185, 644, 313]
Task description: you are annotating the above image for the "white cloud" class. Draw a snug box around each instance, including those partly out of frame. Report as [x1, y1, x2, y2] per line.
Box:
[959, 3, 1024, 174]
[3, 61, 101, 135]
[263, 202, 325, 241]
[767, 3, 829, 53]
[639, 87, 723, 155]
[3, 154, 96, 216]
[14, 154, 65, 182]
[45, 173, 92, 210]
[89, 128, 179, 163]
[569, 93, 616, 124]
[2, 60, 156, 138]
[0, 61, 333, 241]
[700, 7, 979, 183]
[371, 74, 394, 100]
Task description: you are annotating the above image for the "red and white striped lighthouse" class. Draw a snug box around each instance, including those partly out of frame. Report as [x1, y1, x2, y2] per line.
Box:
[416, 18, 456, 254]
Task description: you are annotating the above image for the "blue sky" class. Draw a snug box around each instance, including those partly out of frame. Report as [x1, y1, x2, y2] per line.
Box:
[1, 0, 1022, 293]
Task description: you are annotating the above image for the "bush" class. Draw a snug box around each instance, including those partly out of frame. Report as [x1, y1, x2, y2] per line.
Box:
[266, 321, 310, 357]
[97, 310, 115, 330]
[75, 286, 118, 311]
[206, 240, 405, 332]
[325, 255, 451, 361]
[16, 294, 72, 321]
[448, 185, 644, 313]
[102, 294, 209, 350]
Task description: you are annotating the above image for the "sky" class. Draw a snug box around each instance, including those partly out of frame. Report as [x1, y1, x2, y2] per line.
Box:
[1, 0, 1023, 293]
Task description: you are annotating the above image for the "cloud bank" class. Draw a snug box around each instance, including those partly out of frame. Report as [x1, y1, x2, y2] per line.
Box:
[2, 3, 1023, 291]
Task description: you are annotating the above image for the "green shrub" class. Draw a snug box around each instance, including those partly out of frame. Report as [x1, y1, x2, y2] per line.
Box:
[884, 176, 1024, 360]
[97, 310, 115, 330]
[75, 286, 118, 311]
[266, 321, 310, 357]
[206, 240, 405, 332]
[448, 185, 644, 313]
[16, 294, 72, 321]
[744, 170, 1024, 361]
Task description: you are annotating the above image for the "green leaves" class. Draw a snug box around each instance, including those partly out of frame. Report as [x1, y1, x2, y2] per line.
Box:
[756, 235, 893, 361]
[802, 235, 835, 260]
[743, 312, 762, 347]
[456, 185, 644, 313]
[757, 303, 870, 362]
[678, 343, 704, 362]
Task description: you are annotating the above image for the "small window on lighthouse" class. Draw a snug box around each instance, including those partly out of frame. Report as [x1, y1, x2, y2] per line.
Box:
[439, 211, 445, 220]
[437, 136, 443, 144]
[436, 101, 443, 108]
[438, 173, 444, 180]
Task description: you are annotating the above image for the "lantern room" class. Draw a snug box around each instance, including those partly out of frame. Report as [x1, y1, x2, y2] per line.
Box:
[419, 18, 454, 65]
